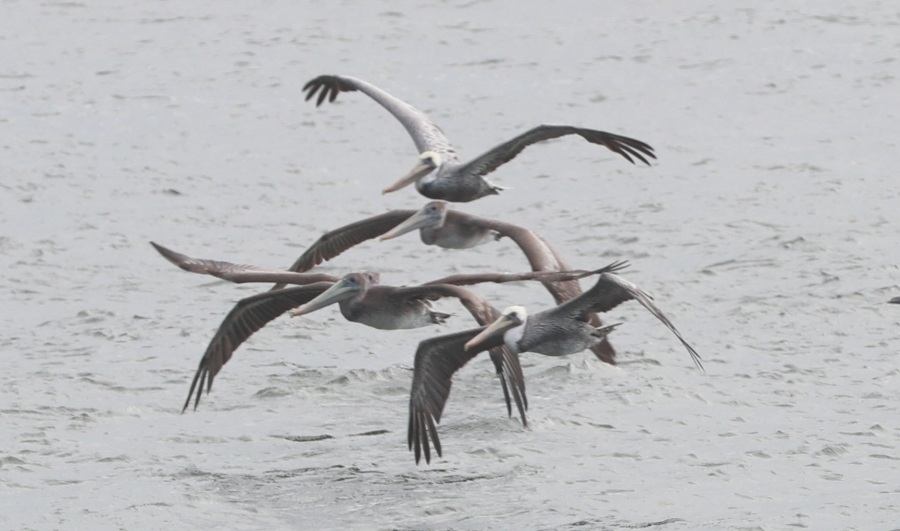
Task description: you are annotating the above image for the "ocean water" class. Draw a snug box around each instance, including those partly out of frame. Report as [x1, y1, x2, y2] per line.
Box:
[2, 1, 899, 529]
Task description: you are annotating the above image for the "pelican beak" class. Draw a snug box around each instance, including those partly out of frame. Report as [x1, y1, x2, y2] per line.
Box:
[382, 158, 435, 194]
[290, 279, 357, 318]
[380, 209, 437, 241]
[464, 315, 517, 351]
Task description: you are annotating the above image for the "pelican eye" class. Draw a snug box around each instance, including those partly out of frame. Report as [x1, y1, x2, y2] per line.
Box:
[505, 312, 523, 325]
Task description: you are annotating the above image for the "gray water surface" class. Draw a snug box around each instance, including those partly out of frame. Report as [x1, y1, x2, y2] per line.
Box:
[2, 1, 899, 529]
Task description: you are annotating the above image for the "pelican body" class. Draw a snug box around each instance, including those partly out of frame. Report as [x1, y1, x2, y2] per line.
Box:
[290, 272, 449, 330]
[303, 74, 656, 202]
[472, 305, 621, 357]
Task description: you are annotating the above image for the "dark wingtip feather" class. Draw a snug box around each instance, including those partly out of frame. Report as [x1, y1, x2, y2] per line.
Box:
[192, 379, 203, 411]
[182, 361, 207, 414]
[427, 412, 441, 460]
[497, 370, 513, 418]
[618, 150, 636, 165]
[684, 340, 704, 372]
[150, 241, 186, 267]
[408, 409, 415, 451]
[420, 412, 430, 464]
[625, 147, 653, 166]
[316, 87, 329, 107]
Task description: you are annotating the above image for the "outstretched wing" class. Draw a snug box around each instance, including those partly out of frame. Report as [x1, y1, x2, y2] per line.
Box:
[408, 326, 506, 465]
[425, 261, 630, 288]
[151, 242, 337, 286]
[271, 210, 417, 290]
[386, 283, 527, 424]
[454, 214, 580, 302]
[456, 124, 656, 178]
[553, 273, 704, 370]
[182, 283, 332, 413]
[303, 74, 456, 158]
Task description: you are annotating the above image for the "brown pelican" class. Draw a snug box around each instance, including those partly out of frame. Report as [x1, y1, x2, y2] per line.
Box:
[303, 74, 656, 202]
[177, 273, 527, 417]
[408, 271, 703, 464]
[268, 201, 619, 364]
[151, 242, 619, 419]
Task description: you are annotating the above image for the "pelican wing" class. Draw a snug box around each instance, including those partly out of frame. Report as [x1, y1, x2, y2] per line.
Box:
[439, 291, 527, 424]
[553, 273, 704, 370]
[455, 296, 526, 423]
[387, 284, 527, 423]
[444, 213, 622, 362]
[452, 214, 572, 295]
[455, 125, 656, 179]
[182, 283, 333, 413]
[303, 74, 456, 157]
[152, 242, 337, 286]
[272, 210, 418, 289]
[409, 326, 506, 464]
[425, 268, 603, 287]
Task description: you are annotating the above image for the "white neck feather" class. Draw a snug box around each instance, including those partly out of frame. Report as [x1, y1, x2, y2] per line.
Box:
[503, 319, 526, 353]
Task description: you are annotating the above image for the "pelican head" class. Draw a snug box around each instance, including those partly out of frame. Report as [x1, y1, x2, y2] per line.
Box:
[291, 272, 378, 318]
[382, 151, 441, 194]
[380, 201, 449, 241]
[464, 305, 528, 351]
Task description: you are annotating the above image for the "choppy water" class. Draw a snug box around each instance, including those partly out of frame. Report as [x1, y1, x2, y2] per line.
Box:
[2, 1, 899, 529]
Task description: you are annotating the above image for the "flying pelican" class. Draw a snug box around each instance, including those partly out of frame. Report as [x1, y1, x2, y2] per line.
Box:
[408, 271, 703, 464]
[268, 201, 619, 364]
[178, 273, 531, 417]
[151, 242, 620, 419]
[303, 74, 656, 202]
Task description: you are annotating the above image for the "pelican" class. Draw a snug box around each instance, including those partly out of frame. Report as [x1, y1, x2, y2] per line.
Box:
[177, 273, 530, 417]
[303, 74, 656, 202]
[408, 271, 703, 464]
[269, 201, 618, 364]
[151, 242, 621, 419]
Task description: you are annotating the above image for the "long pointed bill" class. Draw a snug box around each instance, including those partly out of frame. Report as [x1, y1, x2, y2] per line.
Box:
[382, 158, 434, 194]
[290, 280, 357, 318]
[380, 209, 437, 241]
[464, 316, 517, 351]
